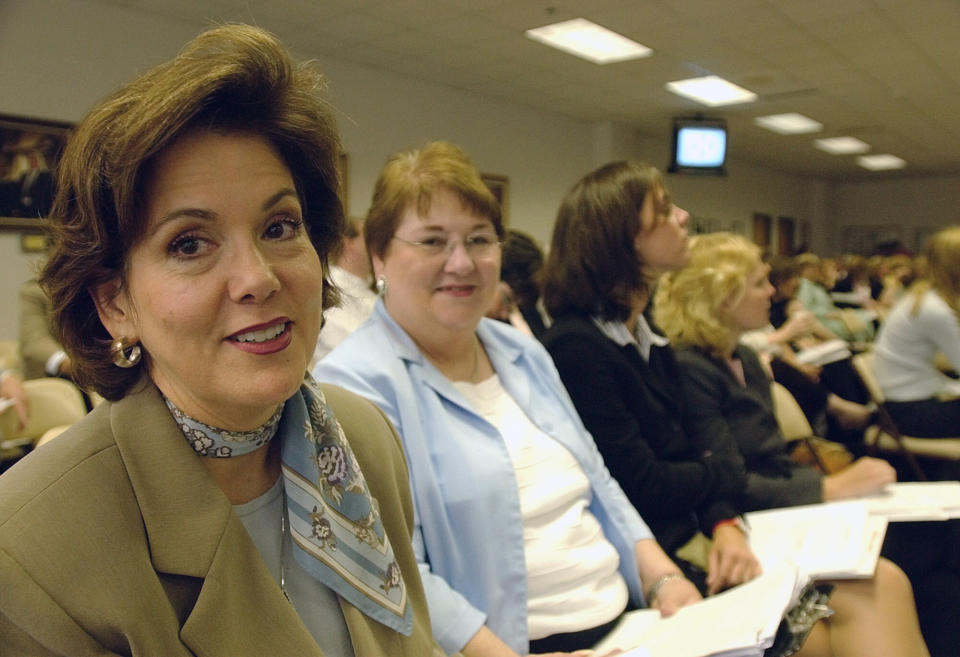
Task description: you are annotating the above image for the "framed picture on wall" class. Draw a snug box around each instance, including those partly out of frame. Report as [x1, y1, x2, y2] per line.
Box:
[0, 114, 72, 232]
[481, 173, 509, 225]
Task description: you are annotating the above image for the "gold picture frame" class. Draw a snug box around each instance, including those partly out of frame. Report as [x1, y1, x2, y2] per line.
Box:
[0, 113, 72, 232]
[481, 173, 509, 226]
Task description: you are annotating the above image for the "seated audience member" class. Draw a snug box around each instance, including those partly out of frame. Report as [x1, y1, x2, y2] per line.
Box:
[0, 363, 29, 431]
[656, 232, 956, 656]
[795, 253, 874, 343]
[311, 215, 377, 364]
[657, 235, 896, 510]
[19, 277, 73, 381]
[763, 257, 873, 443]
[0, 25, 444, 656]
[873, 253, 917, 310]
[498, 229, 550, 340]
[541, 164, 927, 657]
[315, 142, 702, 657]
[873, 226, 960, 437]
[832, 254, 881, 314]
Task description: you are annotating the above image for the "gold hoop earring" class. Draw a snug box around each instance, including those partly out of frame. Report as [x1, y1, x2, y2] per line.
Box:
[111, 337, 142, 369]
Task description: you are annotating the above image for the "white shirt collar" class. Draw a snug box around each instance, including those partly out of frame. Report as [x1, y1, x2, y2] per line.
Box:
[592, 313, 668, 361]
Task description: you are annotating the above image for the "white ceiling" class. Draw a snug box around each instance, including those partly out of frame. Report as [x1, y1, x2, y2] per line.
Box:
[96, 0, 960, 182]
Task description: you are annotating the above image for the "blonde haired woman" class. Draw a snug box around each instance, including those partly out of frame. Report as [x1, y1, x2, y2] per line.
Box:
[654, 233, 895, 508]
[873, 226, 960, 437]
[655, 232, 960, 657]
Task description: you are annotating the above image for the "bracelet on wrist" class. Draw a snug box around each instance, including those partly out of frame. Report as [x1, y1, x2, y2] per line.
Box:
[646, 572, 685, 605]
[712, 516, 749, 537]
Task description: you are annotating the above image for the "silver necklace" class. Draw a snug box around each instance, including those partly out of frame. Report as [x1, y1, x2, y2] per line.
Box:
[280, 511, 292, 603]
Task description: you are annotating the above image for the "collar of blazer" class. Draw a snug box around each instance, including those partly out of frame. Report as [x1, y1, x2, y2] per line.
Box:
[110, 376, 325, 655]
[561, 315, 683, 414]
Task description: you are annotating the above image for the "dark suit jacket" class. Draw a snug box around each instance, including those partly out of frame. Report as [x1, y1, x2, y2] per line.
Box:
[0, 378, 443, 656]
[674, 345, 823, 512]
[543, 314, 744, 553]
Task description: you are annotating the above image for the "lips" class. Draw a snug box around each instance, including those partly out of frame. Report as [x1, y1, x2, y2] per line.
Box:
[228, 320, 289, 343]
[436, 284, 476, 297]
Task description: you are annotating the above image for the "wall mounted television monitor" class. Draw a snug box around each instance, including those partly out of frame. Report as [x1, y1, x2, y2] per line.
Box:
[667, 117, 728, 175]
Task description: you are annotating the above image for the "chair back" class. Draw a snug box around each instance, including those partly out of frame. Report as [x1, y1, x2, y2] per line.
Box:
[851, 352, 886, 404]
[771, 381, 814, 441]
[0, 377, 87, 443]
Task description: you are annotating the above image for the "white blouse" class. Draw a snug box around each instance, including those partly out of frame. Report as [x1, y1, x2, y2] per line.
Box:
[453, 374, 628, 640]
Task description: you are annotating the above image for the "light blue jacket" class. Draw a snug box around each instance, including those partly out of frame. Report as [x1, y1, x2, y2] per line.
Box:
[313, 300, 652, 655]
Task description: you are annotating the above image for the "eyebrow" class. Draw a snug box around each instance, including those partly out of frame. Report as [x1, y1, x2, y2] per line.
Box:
[412, 221, 496, 233]
[148, 187, 300, 236]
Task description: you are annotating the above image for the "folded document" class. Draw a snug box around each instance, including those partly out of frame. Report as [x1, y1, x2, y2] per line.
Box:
[859, 481, 960, 521]
[746, 501, 887, 580]
[593, 567, 802, 657]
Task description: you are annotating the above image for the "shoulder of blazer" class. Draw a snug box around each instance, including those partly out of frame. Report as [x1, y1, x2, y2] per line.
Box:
[0, 403, 119, 523]
[543, 314, 612, 350]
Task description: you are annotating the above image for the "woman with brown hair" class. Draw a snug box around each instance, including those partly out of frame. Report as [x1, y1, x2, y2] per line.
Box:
[541, 163, 928, 657]
[0, 25, 443, 656]
[316, 143, 702, 657]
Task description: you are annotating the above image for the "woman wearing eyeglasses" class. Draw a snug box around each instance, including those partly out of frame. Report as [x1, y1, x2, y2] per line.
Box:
[314, 141, 701, 657]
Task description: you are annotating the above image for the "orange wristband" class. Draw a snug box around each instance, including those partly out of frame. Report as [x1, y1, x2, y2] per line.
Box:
[712, 517, 747, 536]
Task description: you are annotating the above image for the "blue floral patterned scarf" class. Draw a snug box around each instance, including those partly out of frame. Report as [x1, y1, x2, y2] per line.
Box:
[167, 375, 412, 635]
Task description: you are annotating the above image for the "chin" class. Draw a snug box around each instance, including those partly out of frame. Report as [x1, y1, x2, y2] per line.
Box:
[251, 368, 306, 401]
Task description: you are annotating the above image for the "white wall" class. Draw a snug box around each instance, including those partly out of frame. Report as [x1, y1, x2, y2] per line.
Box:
[0, 0, 838, 340]
[824, 174, 960, 254]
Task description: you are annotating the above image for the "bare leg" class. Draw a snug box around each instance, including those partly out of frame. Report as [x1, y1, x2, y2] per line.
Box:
[823, 558, 929, 657]
[791, 621, 833, 657]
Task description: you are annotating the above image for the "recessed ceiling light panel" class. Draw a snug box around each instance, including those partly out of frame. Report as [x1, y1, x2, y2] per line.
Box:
[754, 113, 823, 134]
[857, 154, 907, 171]
[815, 137, 870, 155]
[665, 75, 757, 107]
[525, 18, 652, 64]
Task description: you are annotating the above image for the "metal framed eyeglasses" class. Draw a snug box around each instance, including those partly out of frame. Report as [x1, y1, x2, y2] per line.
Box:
[392, 233, 502, 259]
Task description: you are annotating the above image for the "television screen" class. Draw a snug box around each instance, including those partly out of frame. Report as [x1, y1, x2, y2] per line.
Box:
[668, 118, 727, 175]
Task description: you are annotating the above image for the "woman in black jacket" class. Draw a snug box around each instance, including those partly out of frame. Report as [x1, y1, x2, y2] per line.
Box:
[541, 164, 928, 657]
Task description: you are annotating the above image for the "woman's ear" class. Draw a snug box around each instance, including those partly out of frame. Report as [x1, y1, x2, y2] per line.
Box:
[90, 277, 137, 340]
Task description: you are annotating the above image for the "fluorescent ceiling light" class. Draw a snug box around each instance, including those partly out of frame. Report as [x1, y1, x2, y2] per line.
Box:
[857, 154, 907, 171]
[525, 18, 652, 64]
[754, 113, 823, 134]
[665, 75, 757, 107]
[815, 136, 870, 155]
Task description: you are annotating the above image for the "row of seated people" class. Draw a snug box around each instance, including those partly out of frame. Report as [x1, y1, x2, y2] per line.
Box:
[313, 144, 957, 657]
[0, 23, 955, 657]
[484, 228, 959, 451]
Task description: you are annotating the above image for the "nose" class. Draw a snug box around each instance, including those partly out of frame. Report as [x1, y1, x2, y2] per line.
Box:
[228, 240, 281, 303]
[443, 238, 476, 274]
[674, 205, 690, 227]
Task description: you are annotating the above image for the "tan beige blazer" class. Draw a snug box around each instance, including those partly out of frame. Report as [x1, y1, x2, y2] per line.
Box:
[0, 378, 443, 656]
